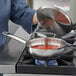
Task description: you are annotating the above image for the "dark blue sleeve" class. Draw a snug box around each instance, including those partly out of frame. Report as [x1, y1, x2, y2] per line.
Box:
[10, 0, 35, 33]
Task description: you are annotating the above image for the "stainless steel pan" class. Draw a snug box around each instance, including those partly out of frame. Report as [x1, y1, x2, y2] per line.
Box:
[37, 6, 76, 36]
[2, 31, 76, 60]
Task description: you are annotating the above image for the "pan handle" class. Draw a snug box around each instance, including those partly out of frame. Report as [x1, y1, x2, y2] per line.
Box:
[61, 30, 76, 39]
[59, 43, 76, 55]
[2, 31, 26, 44]
[72, 23, 76, 30]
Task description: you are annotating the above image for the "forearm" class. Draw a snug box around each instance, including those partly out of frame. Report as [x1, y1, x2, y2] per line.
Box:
[10, 0, 38, 33]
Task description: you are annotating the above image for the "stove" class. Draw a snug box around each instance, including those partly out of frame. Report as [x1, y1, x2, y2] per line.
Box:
[16, 44, 76, 75]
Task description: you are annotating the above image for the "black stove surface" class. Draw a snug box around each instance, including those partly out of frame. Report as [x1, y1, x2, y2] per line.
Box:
[16, 45, 76, 75]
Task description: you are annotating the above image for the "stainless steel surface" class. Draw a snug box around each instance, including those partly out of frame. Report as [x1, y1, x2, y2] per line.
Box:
[3, 31, 76, 60]
[2, 31, 26, 44]
[37, 6, 71, 24]
[0, 38, 25, 73]
[2, 31, 65, 59]
[37, 6, 71, 36]
[61, 30, 76, 39]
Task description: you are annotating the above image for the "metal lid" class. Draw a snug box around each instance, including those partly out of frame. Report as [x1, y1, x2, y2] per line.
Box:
[37, 6, 72, 36]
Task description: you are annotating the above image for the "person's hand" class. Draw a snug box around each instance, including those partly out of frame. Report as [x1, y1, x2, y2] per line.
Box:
[36, 6, 54, 29]
[32, 12, 39, 25]
[32, 7, 53, 29]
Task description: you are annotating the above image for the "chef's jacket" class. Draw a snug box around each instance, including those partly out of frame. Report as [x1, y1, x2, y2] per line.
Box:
[0, 0, 35, 48]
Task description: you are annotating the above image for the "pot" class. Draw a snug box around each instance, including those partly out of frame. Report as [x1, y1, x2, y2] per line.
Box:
[37, 6, 76, 36]
[2, 31, 76, 60]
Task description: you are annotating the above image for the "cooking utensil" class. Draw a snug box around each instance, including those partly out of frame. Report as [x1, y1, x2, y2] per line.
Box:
[2, 31, 76, 60]
[37, 6, 76, 36]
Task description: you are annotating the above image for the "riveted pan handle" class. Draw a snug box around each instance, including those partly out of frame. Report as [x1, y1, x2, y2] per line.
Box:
[2, 31, 26, 44]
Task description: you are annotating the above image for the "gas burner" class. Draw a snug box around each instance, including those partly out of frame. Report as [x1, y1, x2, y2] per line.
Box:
[16, 46, 76, 75]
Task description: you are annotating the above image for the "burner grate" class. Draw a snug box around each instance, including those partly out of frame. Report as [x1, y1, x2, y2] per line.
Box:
[16, 46, 76, 75]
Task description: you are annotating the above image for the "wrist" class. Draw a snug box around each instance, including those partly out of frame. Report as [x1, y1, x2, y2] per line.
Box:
[32, 12, 39, 25]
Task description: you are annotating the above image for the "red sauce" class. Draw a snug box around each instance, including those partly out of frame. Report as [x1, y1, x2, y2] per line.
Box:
[31, 45, 60, 50]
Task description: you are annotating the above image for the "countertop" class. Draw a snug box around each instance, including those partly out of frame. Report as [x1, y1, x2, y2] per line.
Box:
[0, 38, 25, 74]
[0, 27, 30, 74]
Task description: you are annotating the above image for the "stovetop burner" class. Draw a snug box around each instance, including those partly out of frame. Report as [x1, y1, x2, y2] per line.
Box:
[16, 46, 76, 75]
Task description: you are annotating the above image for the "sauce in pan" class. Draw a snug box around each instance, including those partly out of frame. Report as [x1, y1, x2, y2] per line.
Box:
[31, 45, 61, 50]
